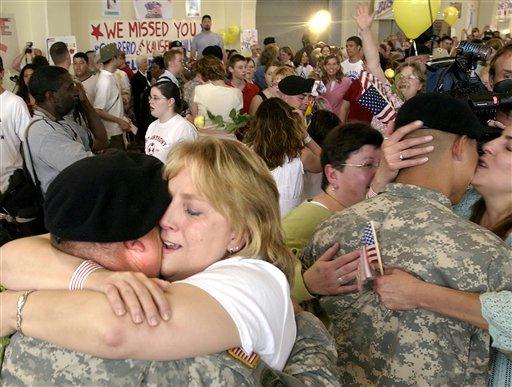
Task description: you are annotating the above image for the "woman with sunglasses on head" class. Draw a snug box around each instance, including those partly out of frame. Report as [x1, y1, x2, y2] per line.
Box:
[145, 81, 197, 163]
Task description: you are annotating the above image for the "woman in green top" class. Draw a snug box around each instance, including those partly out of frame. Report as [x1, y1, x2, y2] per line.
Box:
[284, 123, 383, 302]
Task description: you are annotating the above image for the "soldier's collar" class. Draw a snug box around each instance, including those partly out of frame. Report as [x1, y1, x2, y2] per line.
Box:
[383, 183, 452, 209]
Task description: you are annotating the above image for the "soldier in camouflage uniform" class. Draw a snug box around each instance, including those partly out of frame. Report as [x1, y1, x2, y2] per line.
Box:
[301, 93, 512, 386]
[0, 152, 340, 386]
[1, 311, 339, 387]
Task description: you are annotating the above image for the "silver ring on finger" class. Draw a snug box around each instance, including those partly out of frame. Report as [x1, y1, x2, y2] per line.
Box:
[337, 276, 346, 285]
[399, 152, 404, 161]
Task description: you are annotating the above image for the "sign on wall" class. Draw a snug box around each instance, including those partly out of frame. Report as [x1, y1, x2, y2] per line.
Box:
[103, 0, 120, 17]
[0, 14, 19, 80]
[46, 36, 78, 65]
[186, 0, 200, 17]
[241, 29, 257, 52]
[89, 19, 199, 67]
[133, 0, 173, 20]
[374, 0, 394, 20]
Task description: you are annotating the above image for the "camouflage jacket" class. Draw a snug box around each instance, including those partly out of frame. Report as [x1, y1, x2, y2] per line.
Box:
[301, 183, 512, 386]
[1, 312, 339, 387]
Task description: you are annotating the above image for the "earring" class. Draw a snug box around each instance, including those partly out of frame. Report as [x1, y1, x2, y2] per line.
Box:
[228, 246, 240, 254]
[331, 186, 337, 192]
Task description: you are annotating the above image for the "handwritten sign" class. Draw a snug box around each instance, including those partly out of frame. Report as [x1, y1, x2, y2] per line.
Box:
[89, 19, 199, 68]
[0, 15, 19, 69]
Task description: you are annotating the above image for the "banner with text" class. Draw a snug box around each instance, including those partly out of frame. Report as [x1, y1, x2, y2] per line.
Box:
[0, 14, 20, 84]
[89, 19, 199, 67]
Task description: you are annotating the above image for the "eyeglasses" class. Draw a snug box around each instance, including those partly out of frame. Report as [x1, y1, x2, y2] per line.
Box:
[339, 162, 380, 169]
[148, 96, 168, 101]
[396, 74, 419, 82]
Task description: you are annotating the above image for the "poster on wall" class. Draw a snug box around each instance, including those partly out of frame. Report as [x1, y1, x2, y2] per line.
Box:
[89, 19, 199, 68]
[103, 0, 120, 17]
[186, 0, 200, 17]
[374, 0, 393, 20]
[241, 29, 257, 52]
[497, 0, 512, 18]
[0, 14, 20, 87]
[133, 0, 173, 20]
[46, 36, 77, 65]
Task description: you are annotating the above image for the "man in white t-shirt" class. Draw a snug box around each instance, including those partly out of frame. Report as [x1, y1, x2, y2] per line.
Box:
[190, 15, 226, 61]
[94, 43, 131, 149]
[0, 56, 31, 194]
[341, 36, 364, 80]
[73, 52, 98, 104]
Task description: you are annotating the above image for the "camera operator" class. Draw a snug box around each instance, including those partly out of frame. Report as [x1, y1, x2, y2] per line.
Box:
[488, 44, 512, 127]
[11, 43, 44, 73]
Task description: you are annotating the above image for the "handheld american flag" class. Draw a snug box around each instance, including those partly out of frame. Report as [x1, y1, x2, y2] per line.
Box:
[360, 221, 384, 276]
[357, 70, 397, 125]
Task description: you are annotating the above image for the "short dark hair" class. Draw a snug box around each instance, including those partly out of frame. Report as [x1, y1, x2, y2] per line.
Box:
[321, 123, 383, 189]
[152, 81, 182, 112]
[73, 52, 89, 63]
[28, 65, 69, 103]
[346, 36, 363, 47]
[49, 41, 69, 65]
[152, 55, 165, 70]
[440, 35, 453, 43]
[32, 55, 50, 69]
[228, 54, 246, 68]
[202, 14, 211, 22]
[308, 110, 340, 146]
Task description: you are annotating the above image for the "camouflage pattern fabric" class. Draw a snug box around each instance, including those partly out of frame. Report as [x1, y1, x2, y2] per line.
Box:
[1, 312, 339, 387]
[301, 183, 512, 386]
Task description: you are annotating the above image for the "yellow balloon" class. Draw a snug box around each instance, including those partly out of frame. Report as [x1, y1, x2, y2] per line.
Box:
[219, 30, 227, 41]
[392, 0, 441, 39]
[227, 24, 240, 37]
[224, 32, 237, 45]
[384, 68, 395, 79]
[443, 6, 459, 27]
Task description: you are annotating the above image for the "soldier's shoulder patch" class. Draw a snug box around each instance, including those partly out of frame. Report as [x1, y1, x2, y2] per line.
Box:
[227, 347, 260, 369]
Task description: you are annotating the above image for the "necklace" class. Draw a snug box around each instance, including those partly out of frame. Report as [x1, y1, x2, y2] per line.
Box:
[318, 191, 349, 212]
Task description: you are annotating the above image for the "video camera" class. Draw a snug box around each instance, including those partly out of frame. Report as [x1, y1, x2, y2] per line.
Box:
[426, 40, 512, 142]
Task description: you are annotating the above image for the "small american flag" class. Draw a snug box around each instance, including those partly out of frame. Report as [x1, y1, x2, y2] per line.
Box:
[357, 70, 397, 125]
[360, 221, 384, 276]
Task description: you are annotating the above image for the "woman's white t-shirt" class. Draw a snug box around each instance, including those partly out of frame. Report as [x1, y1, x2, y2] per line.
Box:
[145, 114, 197, 163]
[271, 157, 305, 218]
[177, 257, 296, 371]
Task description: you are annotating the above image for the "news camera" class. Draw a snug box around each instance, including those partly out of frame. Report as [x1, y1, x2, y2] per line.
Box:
[426, 40, 512, 143]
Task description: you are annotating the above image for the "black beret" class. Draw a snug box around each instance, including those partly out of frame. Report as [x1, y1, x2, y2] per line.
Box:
[44, 152, 170, 243]
[263, 37, 276, 45]
[395, 93, 484, 140]
[201, 45, 223, 60]
[278, 75, 316, 96]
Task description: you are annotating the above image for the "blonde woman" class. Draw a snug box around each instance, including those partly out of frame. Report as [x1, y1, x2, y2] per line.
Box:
[1, 138, 296, 371]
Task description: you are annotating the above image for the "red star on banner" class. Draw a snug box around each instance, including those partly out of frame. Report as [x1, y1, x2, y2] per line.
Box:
[91, 24, 104, 40]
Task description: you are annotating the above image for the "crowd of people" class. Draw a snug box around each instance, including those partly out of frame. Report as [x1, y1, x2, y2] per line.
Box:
[0, 7, 511, 387]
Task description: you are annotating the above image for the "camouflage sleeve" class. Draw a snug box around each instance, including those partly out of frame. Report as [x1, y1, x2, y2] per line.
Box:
[2, 334, 149, 386]
[282, 312, 340, 387]
[0, 286, 9, 373]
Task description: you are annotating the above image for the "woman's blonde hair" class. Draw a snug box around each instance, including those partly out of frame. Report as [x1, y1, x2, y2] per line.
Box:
[270, 66, 296, 87]
[245, 97, 304, 170]
[163, 137, 295, 284]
